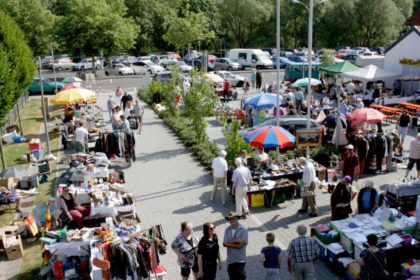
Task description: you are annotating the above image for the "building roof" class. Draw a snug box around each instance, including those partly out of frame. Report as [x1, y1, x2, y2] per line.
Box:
[385, 26, 420, 53]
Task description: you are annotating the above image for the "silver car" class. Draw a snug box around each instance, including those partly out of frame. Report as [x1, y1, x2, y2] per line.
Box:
[129, 60, 165, 75]
[105, 64, 134, 76]
[213, 71, 245, 87]
[214, 58, 242, 71]
[160, 59, 193, 73]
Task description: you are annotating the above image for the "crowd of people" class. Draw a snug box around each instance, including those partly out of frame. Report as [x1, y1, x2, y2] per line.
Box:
[109, 87, 144, 134]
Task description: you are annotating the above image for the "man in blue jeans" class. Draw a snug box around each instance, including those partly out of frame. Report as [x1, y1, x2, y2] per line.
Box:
[223, 212, 248, 279]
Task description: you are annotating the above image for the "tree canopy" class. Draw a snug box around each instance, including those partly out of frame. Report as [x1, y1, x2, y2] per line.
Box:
[1, 0, 418, 56]
[0, 10, 35, 126]
[55, 0, 138, 59]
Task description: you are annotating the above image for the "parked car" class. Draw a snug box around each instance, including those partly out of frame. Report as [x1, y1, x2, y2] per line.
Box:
[184, 58, 214, 71]
[40, 56, 54, 69]
[163, 52, 182, 61]
[287, 56, 308, 63]
[334, 46, 350, 52]
[27, 77, 65, 94]
[72, 58, 100, 71]
[272, 56, 293, 68]
[45, 57, 74, 71]
[342, 54, 359, 63]
[138, 55, 160, 64]
[152, 71, 173, 83]
[113, 55, 138, 65]
[262, 48, 277, 56]
[335, 49, 349, 59]
[228, 49, 273, 69]
[105, 63, 134, 76]
[160, 59, 193, 73]
[131, 60, 165, 75]
[370, 47, 385, 55]
[314, 55, 343, 64]
[214, 58, 242, 71]
[279, 51, 294, 57]
[212, 71, 245, 87]
[238, 116, 322, 138]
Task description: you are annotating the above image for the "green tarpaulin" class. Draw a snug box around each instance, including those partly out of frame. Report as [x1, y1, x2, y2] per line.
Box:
[319, 61, 361, 74]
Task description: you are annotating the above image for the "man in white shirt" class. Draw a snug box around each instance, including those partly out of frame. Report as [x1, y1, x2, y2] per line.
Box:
[74, 120, 89, 153]
[231, 158, 252, 216]
[211, 150, 228, 205]
[356, 98, 364, 108]
[256, 147, 269, 168]
[298, 157, 318, 216]
[346, 81, 355, 94]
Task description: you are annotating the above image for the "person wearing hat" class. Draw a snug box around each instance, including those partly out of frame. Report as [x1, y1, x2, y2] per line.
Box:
[342, 144, 359, 183]
[343, 175, 356, 200]
[223, 212, 248, 280]
[406, 133, 420, 177]
[231, 158, 252, 216]
[357, 181, 379, 216]
[356, 98, 364, 108]
[211, 150, 228, 205]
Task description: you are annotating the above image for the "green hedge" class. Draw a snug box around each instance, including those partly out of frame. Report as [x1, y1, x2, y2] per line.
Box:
[139, 90, 219, 170]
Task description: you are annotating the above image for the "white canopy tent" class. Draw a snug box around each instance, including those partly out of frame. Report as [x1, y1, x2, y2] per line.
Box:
[341, 64, 400, 92]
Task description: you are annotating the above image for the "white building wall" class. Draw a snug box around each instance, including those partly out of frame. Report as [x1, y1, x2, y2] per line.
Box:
[384, 32, 420, 74]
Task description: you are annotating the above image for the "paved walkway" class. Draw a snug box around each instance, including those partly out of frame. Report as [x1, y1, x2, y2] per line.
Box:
[121, 101, 344, 279]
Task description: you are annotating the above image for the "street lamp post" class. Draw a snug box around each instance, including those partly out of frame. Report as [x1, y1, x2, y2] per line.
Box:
[291, 0, 326, 158]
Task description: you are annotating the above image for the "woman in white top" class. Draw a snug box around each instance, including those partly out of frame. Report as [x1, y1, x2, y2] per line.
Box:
[124, 101, 134, 118]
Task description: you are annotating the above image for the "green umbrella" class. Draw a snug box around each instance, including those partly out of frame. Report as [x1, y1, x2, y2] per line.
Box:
[320, 61, 361, 74]
[292, 78, 322, 87]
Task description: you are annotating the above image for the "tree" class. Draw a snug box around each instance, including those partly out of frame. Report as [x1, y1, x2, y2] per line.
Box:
[320, 49, 335, 67]
[55, 0, 138, 71]
[182, 69, 217, 143]
[0, 10, 35, 168]
[163, 7, 215, 52]
[218, 0, 272, 47]
[0, 0, 56, 56]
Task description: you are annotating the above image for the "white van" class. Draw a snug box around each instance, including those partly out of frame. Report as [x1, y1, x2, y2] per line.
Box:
[355, 55, 384, 68]
[228, 49, 273, 69]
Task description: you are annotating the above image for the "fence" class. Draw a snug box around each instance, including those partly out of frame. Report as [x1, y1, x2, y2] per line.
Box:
[0, 90, 30, 134]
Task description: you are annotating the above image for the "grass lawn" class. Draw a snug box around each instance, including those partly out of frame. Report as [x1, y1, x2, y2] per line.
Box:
[0, 97, 62, 279]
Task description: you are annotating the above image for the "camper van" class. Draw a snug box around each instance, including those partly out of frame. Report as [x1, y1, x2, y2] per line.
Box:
[228, 49, 273, 69]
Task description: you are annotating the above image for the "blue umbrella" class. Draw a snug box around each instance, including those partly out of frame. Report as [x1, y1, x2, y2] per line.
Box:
[244, 93, 283, 109]
[322, 113, 347, 128]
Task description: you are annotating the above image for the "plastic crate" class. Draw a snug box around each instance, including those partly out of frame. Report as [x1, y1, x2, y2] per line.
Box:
[312, 229, 340, 245]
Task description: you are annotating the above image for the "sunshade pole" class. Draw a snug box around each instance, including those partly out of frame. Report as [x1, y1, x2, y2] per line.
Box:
[38, 57, 51, 156]
[275, 0, 281, 161]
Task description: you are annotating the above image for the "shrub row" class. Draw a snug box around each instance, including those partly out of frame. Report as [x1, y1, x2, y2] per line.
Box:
[139, 90, 220, 170]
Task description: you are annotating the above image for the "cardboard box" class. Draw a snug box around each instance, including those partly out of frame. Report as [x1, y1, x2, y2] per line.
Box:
[29, 138, 42, 151]
[0, 178, 14, 188]
[2, 235, 23, 260]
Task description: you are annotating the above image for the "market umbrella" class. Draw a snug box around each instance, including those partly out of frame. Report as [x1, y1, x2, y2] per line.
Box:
[61, 84, 80, 91]
[0, 167, 30, 179]
[244, 126, 295, 148]
[244, 93, 283, 109]
[320, 61, 361, 74]
[292, 78, 322, 87]
[347, 108, 385, 123]
[63, 77, 83, 83]
[50, 88, 95, 105]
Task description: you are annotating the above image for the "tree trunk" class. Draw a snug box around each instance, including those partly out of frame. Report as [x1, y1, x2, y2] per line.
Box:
[0, 137, 6, 171]
[92, 55, 96, 75]
[17, 103, 23, 135]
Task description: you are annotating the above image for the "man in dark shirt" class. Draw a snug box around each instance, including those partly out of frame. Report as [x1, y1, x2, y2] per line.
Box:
[342, 144, 359, 183]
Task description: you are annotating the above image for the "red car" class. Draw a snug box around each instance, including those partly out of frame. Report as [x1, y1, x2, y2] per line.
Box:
[164, 52, 182, 61]
[335, 49, 349, 59]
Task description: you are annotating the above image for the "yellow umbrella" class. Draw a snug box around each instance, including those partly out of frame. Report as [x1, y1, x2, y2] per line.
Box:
[50, 88, 96, 105]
